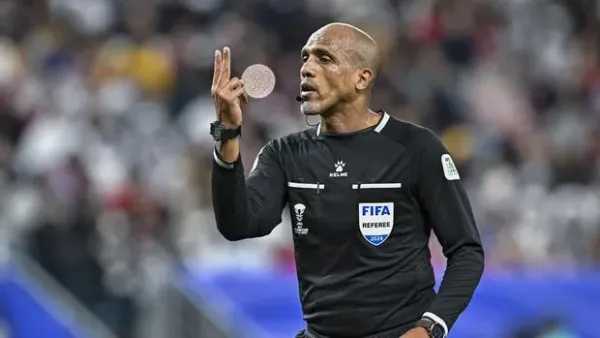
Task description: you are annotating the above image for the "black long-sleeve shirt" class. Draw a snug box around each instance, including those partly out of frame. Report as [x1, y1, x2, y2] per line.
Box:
[212, 111, 484, 338]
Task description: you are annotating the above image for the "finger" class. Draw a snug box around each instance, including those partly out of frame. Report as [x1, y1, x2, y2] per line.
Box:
[211, 50, 222, 94]
[221, 46, 231, 87]
[227, 77, 242, 91]
[241, 90, 249, 104]
[231, 86, 246, 102]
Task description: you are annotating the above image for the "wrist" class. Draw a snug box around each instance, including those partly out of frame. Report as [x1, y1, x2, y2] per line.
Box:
[413, 326, 430, 337]
[219, 119, 241, 129]
[211, 120, 241, 166]
[415, 317, 446, 338]
[210, 121, 241, 142]
[216, 140, 240, 163]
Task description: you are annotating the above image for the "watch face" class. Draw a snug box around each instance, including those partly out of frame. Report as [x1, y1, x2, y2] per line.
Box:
[210, 122, 222, 140]
[431, 324, 445, 338]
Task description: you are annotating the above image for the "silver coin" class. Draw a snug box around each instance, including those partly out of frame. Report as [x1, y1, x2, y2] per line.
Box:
[241, 64, 276, 99]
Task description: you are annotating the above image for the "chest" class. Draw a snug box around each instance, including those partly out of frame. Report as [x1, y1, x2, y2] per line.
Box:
[283, 139, 421, 246]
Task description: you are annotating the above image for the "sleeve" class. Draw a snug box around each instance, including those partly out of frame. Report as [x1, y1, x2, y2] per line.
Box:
[211, 142, 287, 241]
[415, 130, 485, 335]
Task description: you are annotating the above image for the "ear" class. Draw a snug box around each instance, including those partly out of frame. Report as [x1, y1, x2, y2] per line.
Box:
[355, 68, 373, 92]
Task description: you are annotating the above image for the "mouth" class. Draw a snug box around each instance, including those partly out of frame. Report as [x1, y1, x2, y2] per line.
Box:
[300, 82, 319, 100]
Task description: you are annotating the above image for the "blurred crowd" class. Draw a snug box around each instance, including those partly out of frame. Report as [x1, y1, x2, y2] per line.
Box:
[0, 0, 599, 337]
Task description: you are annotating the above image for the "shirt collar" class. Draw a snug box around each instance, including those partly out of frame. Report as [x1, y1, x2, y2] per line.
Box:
[315, 110, 390, 136]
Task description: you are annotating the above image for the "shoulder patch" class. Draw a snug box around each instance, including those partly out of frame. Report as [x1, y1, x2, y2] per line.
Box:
[441, 154, 460, 180]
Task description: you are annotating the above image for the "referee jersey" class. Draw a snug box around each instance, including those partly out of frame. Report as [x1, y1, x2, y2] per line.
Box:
[212, 111, 484, 337]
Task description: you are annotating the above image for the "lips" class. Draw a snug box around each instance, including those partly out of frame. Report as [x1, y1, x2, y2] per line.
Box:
[301, 82, 318, 92]
[300, 82, 318, 99]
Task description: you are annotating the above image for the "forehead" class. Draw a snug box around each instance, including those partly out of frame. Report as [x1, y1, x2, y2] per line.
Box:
[302, 29, 354, 55]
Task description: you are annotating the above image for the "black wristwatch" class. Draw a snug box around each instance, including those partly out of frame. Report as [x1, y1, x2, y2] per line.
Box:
[415, 318, 445, 338]
[210, 121, 241, 142]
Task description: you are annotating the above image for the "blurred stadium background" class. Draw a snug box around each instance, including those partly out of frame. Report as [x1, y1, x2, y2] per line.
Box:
[0, 0, 599, 337]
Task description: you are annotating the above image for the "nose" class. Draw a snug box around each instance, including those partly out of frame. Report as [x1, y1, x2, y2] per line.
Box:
[300, 58, 316, 79]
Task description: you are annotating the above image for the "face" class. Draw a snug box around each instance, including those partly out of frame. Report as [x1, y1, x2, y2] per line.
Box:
[299, 30, 360, 116]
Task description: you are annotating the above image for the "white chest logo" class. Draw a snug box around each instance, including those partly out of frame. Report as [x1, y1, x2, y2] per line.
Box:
[293, 203, 308, 235]
[294, 203, 305, 222]
[329, 160, 348, 178]
[359, 202, 394, 246]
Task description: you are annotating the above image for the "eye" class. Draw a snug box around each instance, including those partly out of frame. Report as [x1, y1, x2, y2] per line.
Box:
[301, 55, 308, 63]
[319, 55, 332, 63]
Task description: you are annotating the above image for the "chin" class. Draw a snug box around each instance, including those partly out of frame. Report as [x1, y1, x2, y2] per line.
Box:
[300, 102, 322, 115]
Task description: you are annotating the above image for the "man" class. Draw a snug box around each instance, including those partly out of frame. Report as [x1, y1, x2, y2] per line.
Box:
[210, 23, 484, 338]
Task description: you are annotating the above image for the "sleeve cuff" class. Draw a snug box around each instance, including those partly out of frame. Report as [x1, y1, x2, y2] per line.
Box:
[422, 312, 448, 337]
[213, 148, 236, 169]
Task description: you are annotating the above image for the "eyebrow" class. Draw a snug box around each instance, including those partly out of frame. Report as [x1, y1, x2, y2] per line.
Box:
[301, 46, 334, 58]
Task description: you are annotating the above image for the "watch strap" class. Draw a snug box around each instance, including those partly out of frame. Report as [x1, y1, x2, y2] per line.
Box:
[422, 312, 448, 338]
[415, 318, 434, 337]
[415, 318, 445, 338]
[210, 121, 242, 141]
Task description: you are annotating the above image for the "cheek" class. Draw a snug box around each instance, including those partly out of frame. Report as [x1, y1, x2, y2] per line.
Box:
[329, 70, 354, 94]
[323, 77, 343, 96]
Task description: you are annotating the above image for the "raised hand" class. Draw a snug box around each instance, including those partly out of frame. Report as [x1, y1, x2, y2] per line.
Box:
[211, 47, 247, 128]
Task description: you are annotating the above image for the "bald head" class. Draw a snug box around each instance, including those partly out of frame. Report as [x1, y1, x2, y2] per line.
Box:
[307, 23, 380, 85]
[299, 23, 380, 116]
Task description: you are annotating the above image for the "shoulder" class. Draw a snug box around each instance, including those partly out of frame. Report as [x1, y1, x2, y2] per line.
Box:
[251, 127, 317, 169]
[383, 117, 459, 180]
[380, 115, 454, 179]
[267, 126, 319, 153]
[379, 114, 443, 151]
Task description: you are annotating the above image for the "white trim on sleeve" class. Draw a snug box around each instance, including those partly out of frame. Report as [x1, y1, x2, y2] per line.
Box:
[213, 149, 235, 169]
[423, 312, 448, 337]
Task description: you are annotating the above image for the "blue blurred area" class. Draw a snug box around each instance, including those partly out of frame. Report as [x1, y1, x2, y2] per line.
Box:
[0, 266, 85, 338]
[3, 263, 600, 338]
[181, 268, 600, 338]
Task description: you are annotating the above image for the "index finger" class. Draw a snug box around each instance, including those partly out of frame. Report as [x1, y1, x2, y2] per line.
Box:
[211, 50, 222, 92]
[220, 46, 231, 86]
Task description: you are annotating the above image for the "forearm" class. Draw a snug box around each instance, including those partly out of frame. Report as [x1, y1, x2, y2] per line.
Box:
[212, 149, 261, 241]
[414, 130, 486, 334]
[216, 137, 240, 163]
[211, 142, 286, 241]
[425, 243, 484, 330]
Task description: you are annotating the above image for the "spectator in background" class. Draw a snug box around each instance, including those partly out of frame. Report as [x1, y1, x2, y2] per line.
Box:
[26, 155, 137, 337]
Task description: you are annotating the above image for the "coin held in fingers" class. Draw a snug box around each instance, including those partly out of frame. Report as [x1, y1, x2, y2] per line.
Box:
[241, 64, 276, 99]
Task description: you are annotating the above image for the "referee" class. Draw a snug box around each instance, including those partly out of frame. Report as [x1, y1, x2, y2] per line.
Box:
[210, 23, 484, 338]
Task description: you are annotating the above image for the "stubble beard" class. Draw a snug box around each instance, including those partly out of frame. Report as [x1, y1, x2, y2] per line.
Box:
[300, 102, 321, 116]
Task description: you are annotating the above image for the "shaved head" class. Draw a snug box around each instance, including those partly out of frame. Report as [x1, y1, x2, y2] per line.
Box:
[307, 23, 380, 84]
[299, 22, 380, 116]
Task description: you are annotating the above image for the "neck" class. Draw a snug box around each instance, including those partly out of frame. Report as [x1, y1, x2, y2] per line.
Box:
[320, 102, 380, 134]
